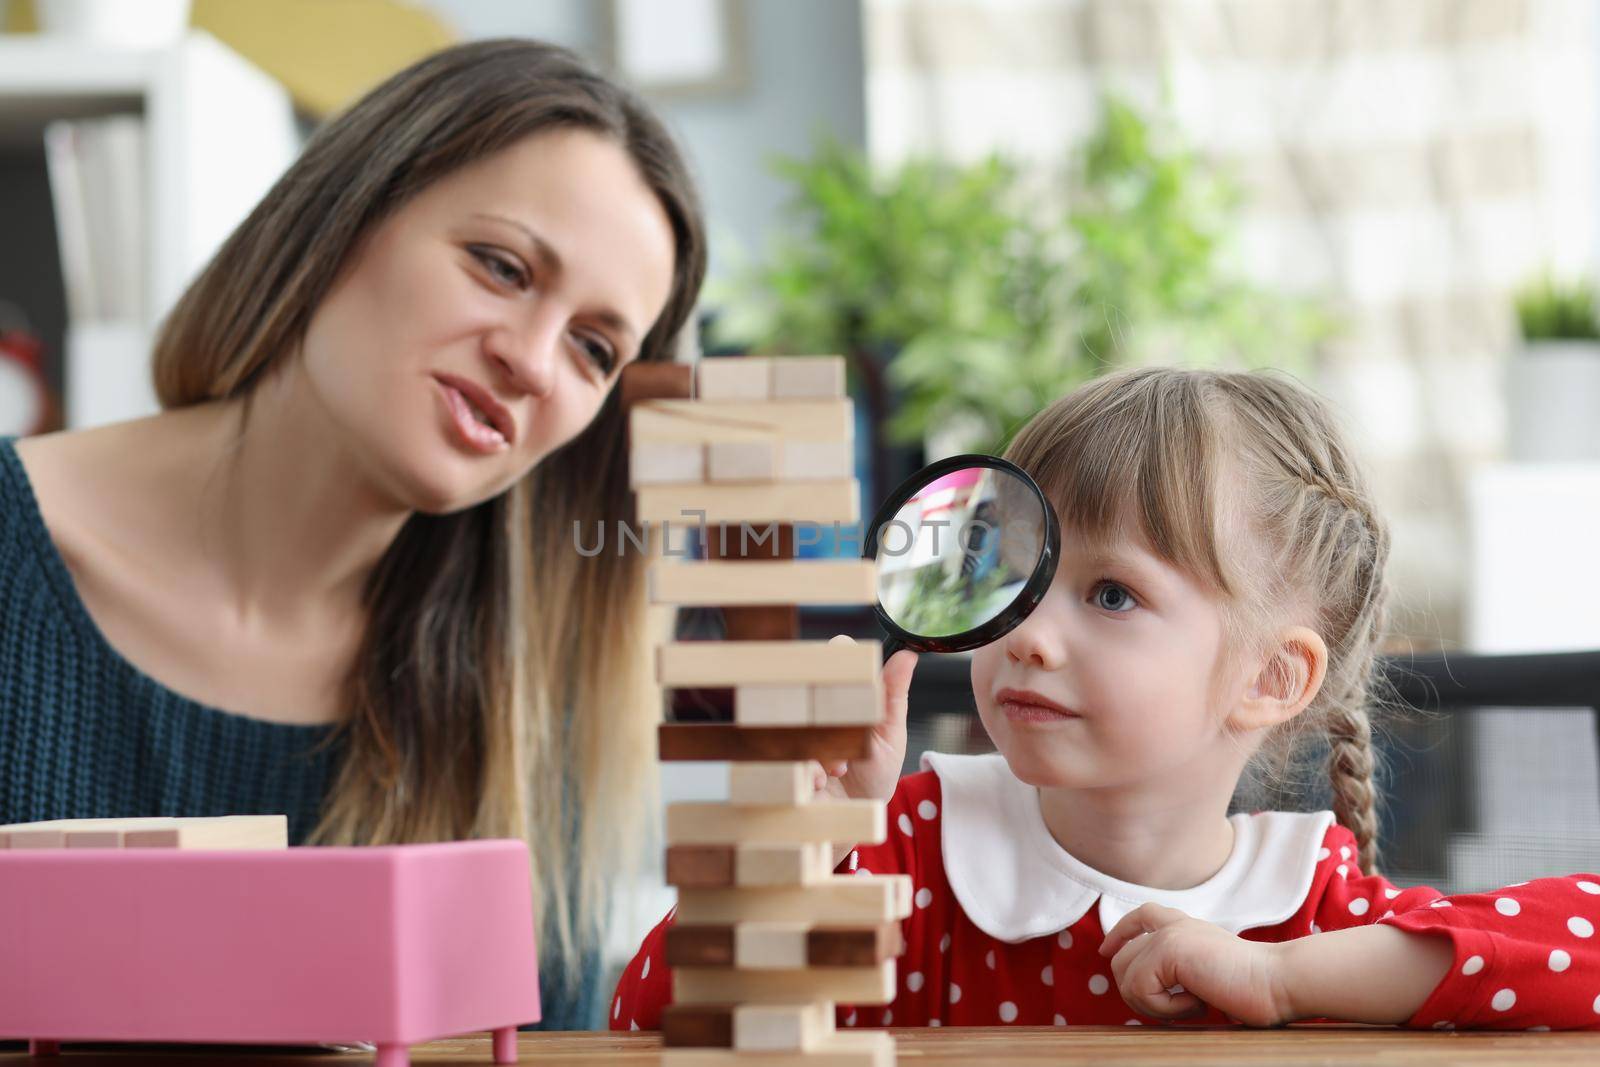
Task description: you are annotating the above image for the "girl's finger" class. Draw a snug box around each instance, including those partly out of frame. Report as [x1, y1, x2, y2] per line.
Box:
[1107, 930, 1152, 988]
[1115, 936, 1184, 1020]
[1100, 902, 1185, 958]
[1143, 990, 1206, 1021]
[880, 649, 918, 728]
[1122, 931, 1209, 1022]
[807, 761, 828, 792]
[825, 760, 848, 777]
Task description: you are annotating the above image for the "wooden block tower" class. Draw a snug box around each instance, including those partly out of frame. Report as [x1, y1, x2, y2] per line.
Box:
[625, 356, 910, 1066]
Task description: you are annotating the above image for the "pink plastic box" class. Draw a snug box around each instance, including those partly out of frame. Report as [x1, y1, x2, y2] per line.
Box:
[0, 840, 541, 1065]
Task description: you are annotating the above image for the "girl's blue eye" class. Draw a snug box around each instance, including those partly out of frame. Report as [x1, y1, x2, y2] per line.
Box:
[1092, 580, 1136, 613]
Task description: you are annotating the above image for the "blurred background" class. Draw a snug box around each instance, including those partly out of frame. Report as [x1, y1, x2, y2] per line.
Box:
[1, 0, 1596, 979]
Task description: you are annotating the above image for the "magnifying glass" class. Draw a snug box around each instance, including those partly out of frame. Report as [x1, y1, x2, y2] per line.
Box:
[864, 454, 1061, 656]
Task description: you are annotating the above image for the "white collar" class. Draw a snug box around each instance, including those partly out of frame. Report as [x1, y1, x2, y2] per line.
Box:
[921, 752, 1335, 943]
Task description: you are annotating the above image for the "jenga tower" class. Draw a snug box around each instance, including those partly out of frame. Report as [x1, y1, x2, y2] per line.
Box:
[625, 356, 911, 1066]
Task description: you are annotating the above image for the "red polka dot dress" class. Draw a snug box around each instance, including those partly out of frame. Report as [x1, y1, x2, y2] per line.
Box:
[613, 753, 1600, 1032]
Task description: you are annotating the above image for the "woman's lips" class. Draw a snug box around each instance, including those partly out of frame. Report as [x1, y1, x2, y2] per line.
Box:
[996, 688, 1081, 723]
[435, 378, 510, 455]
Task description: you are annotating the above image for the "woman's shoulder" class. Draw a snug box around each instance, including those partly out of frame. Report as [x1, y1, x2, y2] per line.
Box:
[3, 432, 109, 582]
[0, 434, 58, 561]
[11, 426, 177, 576]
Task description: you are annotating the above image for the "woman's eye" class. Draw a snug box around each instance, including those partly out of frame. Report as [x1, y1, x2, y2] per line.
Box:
[573, 333, 617, 375]
[1092, 580, 1137, 613]
[472, 247, 527, 288]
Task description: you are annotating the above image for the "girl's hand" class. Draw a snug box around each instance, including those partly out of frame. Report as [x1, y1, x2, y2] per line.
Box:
[1098, 902, 1296, 1027]
[809, 640, 918, 805]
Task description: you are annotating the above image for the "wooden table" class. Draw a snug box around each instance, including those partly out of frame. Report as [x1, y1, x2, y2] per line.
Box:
[5, 1026, 1600, 1066]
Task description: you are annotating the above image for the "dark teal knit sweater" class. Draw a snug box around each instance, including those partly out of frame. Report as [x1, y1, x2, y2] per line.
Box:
[0, 435, 601, 1030]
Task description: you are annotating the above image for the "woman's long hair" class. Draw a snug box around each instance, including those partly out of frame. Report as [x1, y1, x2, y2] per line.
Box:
[150, 39, 706, 975]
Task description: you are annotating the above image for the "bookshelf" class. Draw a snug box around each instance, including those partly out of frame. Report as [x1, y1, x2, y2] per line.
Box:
[0, 29, 298, 429]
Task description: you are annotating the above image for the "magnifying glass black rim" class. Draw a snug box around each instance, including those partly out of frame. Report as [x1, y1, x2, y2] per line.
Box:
[863, 453, 1061, 655]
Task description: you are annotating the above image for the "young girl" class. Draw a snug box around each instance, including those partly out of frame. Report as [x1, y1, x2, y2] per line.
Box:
[612, 366, 1600, 1032]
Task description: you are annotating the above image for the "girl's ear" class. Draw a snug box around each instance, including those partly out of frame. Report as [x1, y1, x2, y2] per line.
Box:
[1229, 626, 1329, 733]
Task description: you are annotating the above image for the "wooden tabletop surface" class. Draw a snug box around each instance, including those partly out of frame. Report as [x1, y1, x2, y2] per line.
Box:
[5, 1026, 1600, 1066]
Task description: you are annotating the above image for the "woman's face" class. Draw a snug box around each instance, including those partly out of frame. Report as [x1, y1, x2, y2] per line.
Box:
[297, 127, 677, 513]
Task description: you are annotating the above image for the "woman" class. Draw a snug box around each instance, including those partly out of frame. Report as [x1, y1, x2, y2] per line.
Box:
[0, 39, 706, 1030]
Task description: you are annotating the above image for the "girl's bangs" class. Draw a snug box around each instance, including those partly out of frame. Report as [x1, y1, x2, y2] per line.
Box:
[1003, 371, 1232, 596]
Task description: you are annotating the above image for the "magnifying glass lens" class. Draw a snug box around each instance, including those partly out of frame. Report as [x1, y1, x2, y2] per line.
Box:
[865, 456, 1059, 655]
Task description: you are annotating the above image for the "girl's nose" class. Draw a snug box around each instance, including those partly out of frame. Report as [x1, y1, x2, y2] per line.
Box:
[1002, 599, 1067, 670]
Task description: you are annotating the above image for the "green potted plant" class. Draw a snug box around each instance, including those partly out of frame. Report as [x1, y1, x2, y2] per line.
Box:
[1508, 271, 1600, 461]
[713, 95, 1331, 465]
[707, 141, 1038, 494]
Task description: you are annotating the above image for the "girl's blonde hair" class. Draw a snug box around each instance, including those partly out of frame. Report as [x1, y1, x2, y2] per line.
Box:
[1002, 367, 1395, 872]
[150, 40, 706, 978]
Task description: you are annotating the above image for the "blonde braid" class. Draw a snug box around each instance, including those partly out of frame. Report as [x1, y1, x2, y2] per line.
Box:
[1328, 702, 1380, 872]
[1213, 372, 1394, 872]
[1301, 472, 1391, 874]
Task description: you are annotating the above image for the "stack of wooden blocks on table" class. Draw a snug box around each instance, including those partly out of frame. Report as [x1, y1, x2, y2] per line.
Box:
[625, 355, 911, 1067]
[0, 814, 288, 850]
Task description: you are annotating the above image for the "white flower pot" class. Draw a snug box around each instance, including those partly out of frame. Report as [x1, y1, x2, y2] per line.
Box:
[35, 0, 191, 48]
[1506, 340, 1600, 462]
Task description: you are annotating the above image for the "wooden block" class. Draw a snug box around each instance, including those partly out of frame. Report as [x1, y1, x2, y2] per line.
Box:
[771, 356, 846, 400]
[735, 842, 833, 887]
[734, 921, 809, 969]
[728, 762, 811, 805]
[705, 523, 796, 560]
[662, 1002, 836, 1052]
[662, 1003, 734, 1048]
[675, 875, 911, 925]
[811, 683, 882, 726]
[674, 960, 895, 1006]
[620, 361, 693, 408]
[721, 605, 799, 641]
[630, 442, 704, 487]
[665, 925, 736, 968]
[657, 640, 880, 687]
[630, 399, 852, 446]
[649, 561, 875, 607]
[665, 845, 736, 888]
[659, 724, 872, 762]
[706, 441, 776, 482]
[667, 842, 830, 890]
[733, 683, 808, 724]
[0, 816, 287, 851]
[668, 685, 734, 723]
[808, 923, 905, 967]
[663, 1029, 891, 1067]
[665, 922, 903, 969]
[781, 440, 854, 480]
[122, 815, 288, 850]
[733, 1001, 834, 1051]
[0, 817, 172, 834]
[635, 480, 858, 525]
[666, 801, 883, 848]
[698, 358, 771, 401]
